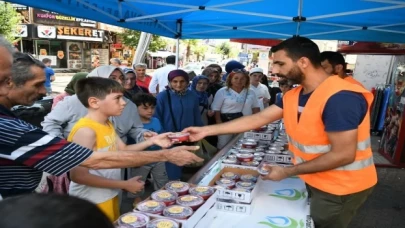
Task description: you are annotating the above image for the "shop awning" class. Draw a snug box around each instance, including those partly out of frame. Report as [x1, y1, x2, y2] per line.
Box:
[8, 0, 405, 43]
[147, 51, 177, 58]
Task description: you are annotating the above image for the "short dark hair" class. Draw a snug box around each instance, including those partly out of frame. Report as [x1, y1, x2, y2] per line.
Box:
[271, 36, 321, 68]
[207, 64, 222, 74]
[41, 58, 51, 64]
[76, 77, 125, 108]
[320, 51, 347, 70]
[166, 55, 176, 64]
[0, 193, 114, 228]
[133, 93, 157, 107]
[12, 53, 46, 86]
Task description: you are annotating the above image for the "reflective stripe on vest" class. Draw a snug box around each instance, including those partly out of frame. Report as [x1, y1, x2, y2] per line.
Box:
[288, 136, 371, 154]
[295, 156, 374, 171]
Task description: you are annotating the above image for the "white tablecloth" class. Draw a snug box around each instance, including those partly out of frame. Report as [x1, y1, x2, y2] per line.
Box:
[195, 177, 312, 228]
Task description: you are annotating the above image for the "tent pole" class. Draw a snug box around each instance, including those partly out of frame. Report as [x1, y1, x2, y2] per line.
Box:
[175, 19, 182, 69]
[296, 0, 303, 36]
[176, 39, 180, 69]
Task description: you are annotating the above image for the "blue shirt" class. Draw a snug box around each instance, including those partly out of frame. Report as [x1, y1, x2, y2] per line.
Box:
[143, 117, 163, 151]
[276, 90, 368, 132]
[155, 90, 204, 133]
[44, 67, 54, 87]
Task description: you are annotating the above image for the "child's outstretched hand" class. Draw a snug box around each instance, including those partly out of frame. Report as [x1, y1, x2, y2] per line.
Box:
[150, 132, 174, 148]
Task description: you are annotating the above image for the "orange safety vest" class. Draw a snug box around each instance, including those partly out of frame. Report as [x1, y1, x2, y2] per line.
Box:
[344, 76, 365, 88]
[283, 76, 377, 196]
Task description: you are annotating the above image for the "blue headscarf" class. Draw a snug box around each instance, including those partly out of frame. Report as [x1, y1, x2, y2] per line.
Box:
[190, 75, 209, 107]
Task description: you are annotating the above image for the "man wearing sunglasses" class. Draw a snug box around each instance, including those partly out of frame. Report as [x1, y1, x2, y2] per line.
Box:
[0, 36, 202, 199]
[184, 37, 376, 228]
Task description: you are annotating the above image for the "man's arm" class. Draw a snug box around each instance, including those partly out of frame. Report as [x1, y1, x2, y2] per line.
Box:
[148, 72, 159, 95]
[115, 132, 172, 151]
[184, 104, 283, 141]
[41, 98, 72, 137]
[0, 120, 202, 175]
[70, 128, 144, 193]
[81, 146, 202, 170]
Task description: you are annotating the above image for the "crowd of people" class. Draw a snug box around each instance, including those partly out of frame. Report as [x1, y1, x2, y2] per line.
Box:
[0, 35, 377, 228]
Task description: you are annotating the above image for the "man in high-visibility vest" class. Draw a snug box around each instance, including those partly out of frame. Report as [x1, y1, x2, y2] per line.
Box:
[184, 37, 377, 228]
[320, 51, 365, 88]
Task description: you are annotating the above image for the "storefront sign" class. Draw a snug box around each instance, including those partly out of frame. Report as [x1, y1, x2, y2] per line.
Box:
[33, 9, 96, 27]
[37, 26, 56, 39]
[14, 25, 28, 37]
[56, 26, 104, 42]
[98, 23, 124, 33]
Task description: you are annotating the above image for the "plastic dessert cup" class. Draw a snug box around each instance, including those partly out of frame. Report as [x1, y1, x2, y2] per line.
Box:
[221, 172, 240, 181]
[168, 133, 190, 143]
[254, 156, 263, 162]
[257, 163, 270, 175]
[236, 153, 254, 162]
[136, 200, 166, 215]
[189, 186, 215, 200]
[236, 181, 256, 190]
[215, 178, 236, 189]
[242, 140, 258, 149]
[165, 181, 190, 196]
[118, 212, 150, 228]
[151, 190, 178, 206]
[222, 158, 239, 164]
[163, 205, 193, 220]
[146, 218, 180, 228]
[241, 161, 260, 167]
[240, 174, 258, 182]
[176, 195, 204, 211]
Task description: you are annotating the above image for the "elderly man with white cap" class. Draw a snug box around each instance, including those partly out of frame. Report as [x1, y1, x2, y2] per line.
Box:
[249, 67, 271, 110]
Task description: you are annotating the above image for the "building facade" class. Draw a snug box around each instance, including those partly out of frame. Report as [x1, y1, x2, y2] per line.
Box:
[13, 4, 123, 70]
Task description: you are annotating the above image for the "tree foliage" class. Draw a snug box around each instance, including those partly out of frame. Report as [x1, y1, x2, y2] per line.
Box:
[181, 39, 198, 62]
[0, 3, 21, 43]
[119, 29, 168, 52]
[215, 42, 231, 58]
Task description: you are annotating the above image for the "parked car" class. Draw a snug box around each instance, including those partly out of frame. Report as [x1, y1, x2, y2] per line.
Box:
[181, 63, 205, 75]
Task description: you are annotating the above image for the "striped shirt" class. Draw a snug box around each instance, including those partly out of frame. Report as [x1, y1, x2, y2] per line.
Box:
[0, 105, 93, 198]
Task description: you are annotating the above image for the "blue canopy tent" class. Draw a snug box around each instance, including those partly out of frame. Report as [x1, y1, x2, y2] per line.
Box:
[7, 0, 405, 43]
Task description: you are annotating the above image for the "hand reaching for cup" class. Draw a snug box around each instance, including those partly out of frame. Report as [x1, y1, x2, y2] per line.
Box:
[166, 145, 203, 166]
[149, 132, 174, 148]
[182, 126, 208, 142]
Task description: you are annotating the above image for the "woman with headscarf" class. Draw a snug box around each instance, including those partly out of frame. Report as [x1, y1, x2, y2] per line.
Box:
[123, 68, 149, 98]
[203, 67, 224, 98]
[155, 69, 203, 180]
[52, 72, 88, 109]
[190, 75, 213, 125]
